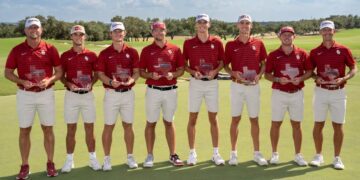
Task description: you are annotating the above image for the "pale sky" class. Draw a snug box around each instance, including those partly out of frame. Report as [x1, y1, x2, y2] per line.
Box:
[0, 0, 359, 23]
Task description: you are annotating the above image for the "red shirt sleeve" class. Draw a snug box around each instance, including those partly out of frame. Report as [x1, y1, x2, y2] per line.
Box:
[182, 40, 189, 62]
[130, 48, 140, 69]
[96, 51, 106, 72]
[259, 41, 267, 62]
[265, 53, 274, 74]
[5, 47, 17, 69]
[139, 49, 147, 70]
[217, 40, 225, 63]
[49, 45, 61, 67]
[175, 47, 185, 68]
[343, 47, 356, 68]
[224, 42, 232, 65]
[303, 51, 313, 71]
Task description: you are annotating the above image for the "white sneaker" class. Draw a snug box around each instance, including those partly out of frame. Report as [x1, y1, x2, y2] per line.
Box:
[212, 153, 225, 165]
[127, 156, 138, 169]
[143, 154, 154, 168]
[254, 152, 268, 166]
[187, 152, 197, 166]
[89, 158, 101, 171]
[61, 158, 74, 173]
[309, 154, 324, 167]
[269, 152, 279, 165]
[102, 156, 112, 171]
[228, 153, 238, 166]
[294, 154, 308, 166]
[333, 156, 345, 170]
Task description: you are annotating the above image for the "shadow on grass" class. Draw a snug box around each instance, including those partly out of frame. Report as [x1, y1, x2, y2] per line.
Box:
[1, 160, 333, 180]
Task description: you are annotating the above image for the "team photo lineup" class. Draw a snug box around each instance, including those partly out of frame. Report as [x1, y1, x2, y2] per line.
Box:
[4, 13, 357, 180]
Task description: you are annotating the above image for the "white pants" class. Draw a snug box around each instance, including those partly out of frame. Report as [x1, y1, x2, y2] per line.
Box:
[64, 90, 96, 124]
[231, 82, 260, 118]
[188, 78, 218, 113]
[271, 89, 304, 122]
[16, 88, 55, 128]
[146, 86, 177, 123]
[104, 89, 135, 125]
[313, 87, 347, 124]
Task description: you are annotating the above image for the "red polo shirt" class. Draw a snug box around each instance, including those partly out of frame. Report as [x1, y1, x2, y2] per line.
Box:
[225, 37, 267, 76]
[139, 41, 185, 86]
[183, 35, 224, 73]
[265, 46, 312, 92]
[96, 44, 139, 89]
[61, 48, 97, 90]
[6, 40, 61, 91]
[310, 41, 356, 88]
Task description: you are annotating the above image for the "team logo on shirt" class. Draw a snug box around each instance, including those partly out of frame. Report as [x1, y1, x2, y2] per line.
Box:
[211, 44, 215, 49]
[168, 49, 173, 55]
[281, 64, 299, 80]
[252, 45, 256, 51]
[21, 52, 27, 56]
[296, 54, 300, 60]
[150, 52, 156, 55]
[276, 56, 282, 59]
[126, 53, 130, 58]
[108, 55, 114, 59]
[317, 52, 323, 56]
[234, 48, 240, 52]
[40, 50, 46, 55]
[84, 56, 89, 61]
[192, 45, 198, 49]
[336, 49, 341, 55]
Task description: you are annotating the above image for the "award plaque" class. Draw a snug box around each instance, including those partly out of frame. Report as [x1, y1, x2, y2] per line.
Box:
[281, 64, 299, 82]
[73, 71, 92, 90]
[154, 58, 172, 77]
[241, 66, 257, 85]
[320, 65, 339, 87]
[198, 58, 213, 78]
[112, 65, 131, 83]
[26, 65, 46, 87]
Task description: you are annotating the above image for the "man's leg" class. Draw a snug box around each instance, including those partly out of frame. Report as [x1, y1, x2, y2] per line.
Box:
[19, 127, 32, 165]
[187, 112, 198, 150]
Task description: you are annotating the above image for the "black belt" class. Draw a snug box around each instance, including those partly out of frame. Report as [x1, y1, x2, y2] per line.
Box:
[148, 85, 177, 91]
[278, 89, 301, 94]
[67, 88, 89, 94]
[191, 74, 217, 81]
[20, 87, 48, 92]
[115, 88, 131, 93]
[317, 84, 343, 90]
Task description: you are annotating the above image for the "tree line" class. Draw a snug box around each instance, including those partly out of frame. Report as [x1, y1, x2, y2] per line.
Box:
[0, 14, 359, 41]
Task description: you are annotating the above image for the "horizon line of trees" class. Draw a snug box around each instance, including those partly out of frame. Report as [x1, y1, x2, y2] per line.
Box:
[0, 14, 359, 41]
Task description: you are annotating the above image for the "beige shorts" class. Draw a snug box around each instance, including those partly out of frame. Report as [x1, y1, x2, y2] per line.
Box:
[146, 86, 177, 123]
[313, 87, 347, 124]
[231, 82, 260, 118]
[271, 89, 304, 122]
[16, 88, 55, 128]
[189, 78, 218, 113]
[64, 90, 96, 124]
[104, 89, 135, 125]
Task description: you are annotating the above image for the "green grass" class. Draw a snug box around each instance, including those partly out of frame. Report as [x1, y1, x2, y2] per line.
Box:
[0, 75, 360, 179]
[1, 29, 360, 96]
[1, 29, 360, 179]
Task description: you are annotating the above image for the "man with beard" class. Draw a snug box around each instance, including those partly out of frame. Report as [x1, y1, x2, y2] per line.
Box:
[5, 17, 63, 179]
[139, 22, 185, 167]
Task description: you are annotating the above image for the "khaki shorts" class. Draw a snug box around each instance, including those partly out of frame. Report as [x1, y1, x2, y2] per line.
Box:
[146, 86, 177, 123]
[189, 78, 218, 113]
[271, 89, 304, 122]
[104, 89, 135, 125]
[231, 82, 260, 118]
[16, 88, 55, 128]
[64, 90, 96, 124]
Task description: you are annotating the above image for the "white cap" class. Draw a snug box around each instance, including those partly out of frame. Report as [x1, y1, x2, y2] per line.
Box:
[196, 14, 210, 22]
[25, 18, 41, 28]
[237, 14, 252, 23]
[70, 25, 86, 34]
[320, 20, 335, 30]
[110, 22, 125, 32]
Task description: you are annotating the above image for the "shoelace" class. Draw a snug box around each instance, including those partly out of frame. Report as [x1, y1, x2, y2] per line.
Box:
[171, 154, 179, 161]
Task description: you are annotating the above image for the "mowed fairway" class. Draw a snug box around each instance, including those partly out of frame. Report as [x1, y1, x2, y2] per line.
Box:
[0, 29, 360, 179]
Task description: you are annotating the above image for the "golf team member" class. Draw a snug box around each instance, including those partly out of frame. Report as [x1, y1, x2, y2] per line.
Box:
[60, 25, 101, 173]
[139, 21, 185, 167]
[309, 20, 357, 170]
[183, 14, 225, 166]
[224, 14, 268, 166]
[97, 22, 140, 170]
[265, 26, 312, 166]
[5, 17, 62, 179]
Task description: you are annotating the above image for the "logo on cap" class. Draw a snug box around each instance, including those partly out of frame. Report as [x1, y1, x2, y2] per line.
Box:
[196, 14, 210, 22]
[238, 14, 252, 23]
[279, 26, 295, 35]
[25, 18, 42, 28]
[71, 25, 86, 34]
[320, 20, 335, 30]
[110, 22, 125, 32]
[151, 22, 166, 30]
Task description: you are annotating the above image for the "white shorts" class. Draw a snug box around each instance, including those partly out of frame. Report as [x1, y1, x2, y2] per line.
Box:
[104, 89, 135, 125]
[231, 82, 260, 118]
[64, 90, 96, 124]
[189, 78, 218, 113]
[271, 89, 304, 122]
[146, 86, 177, 123]
[16, 88, 55, 128]
[313, 87, 347, 124]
